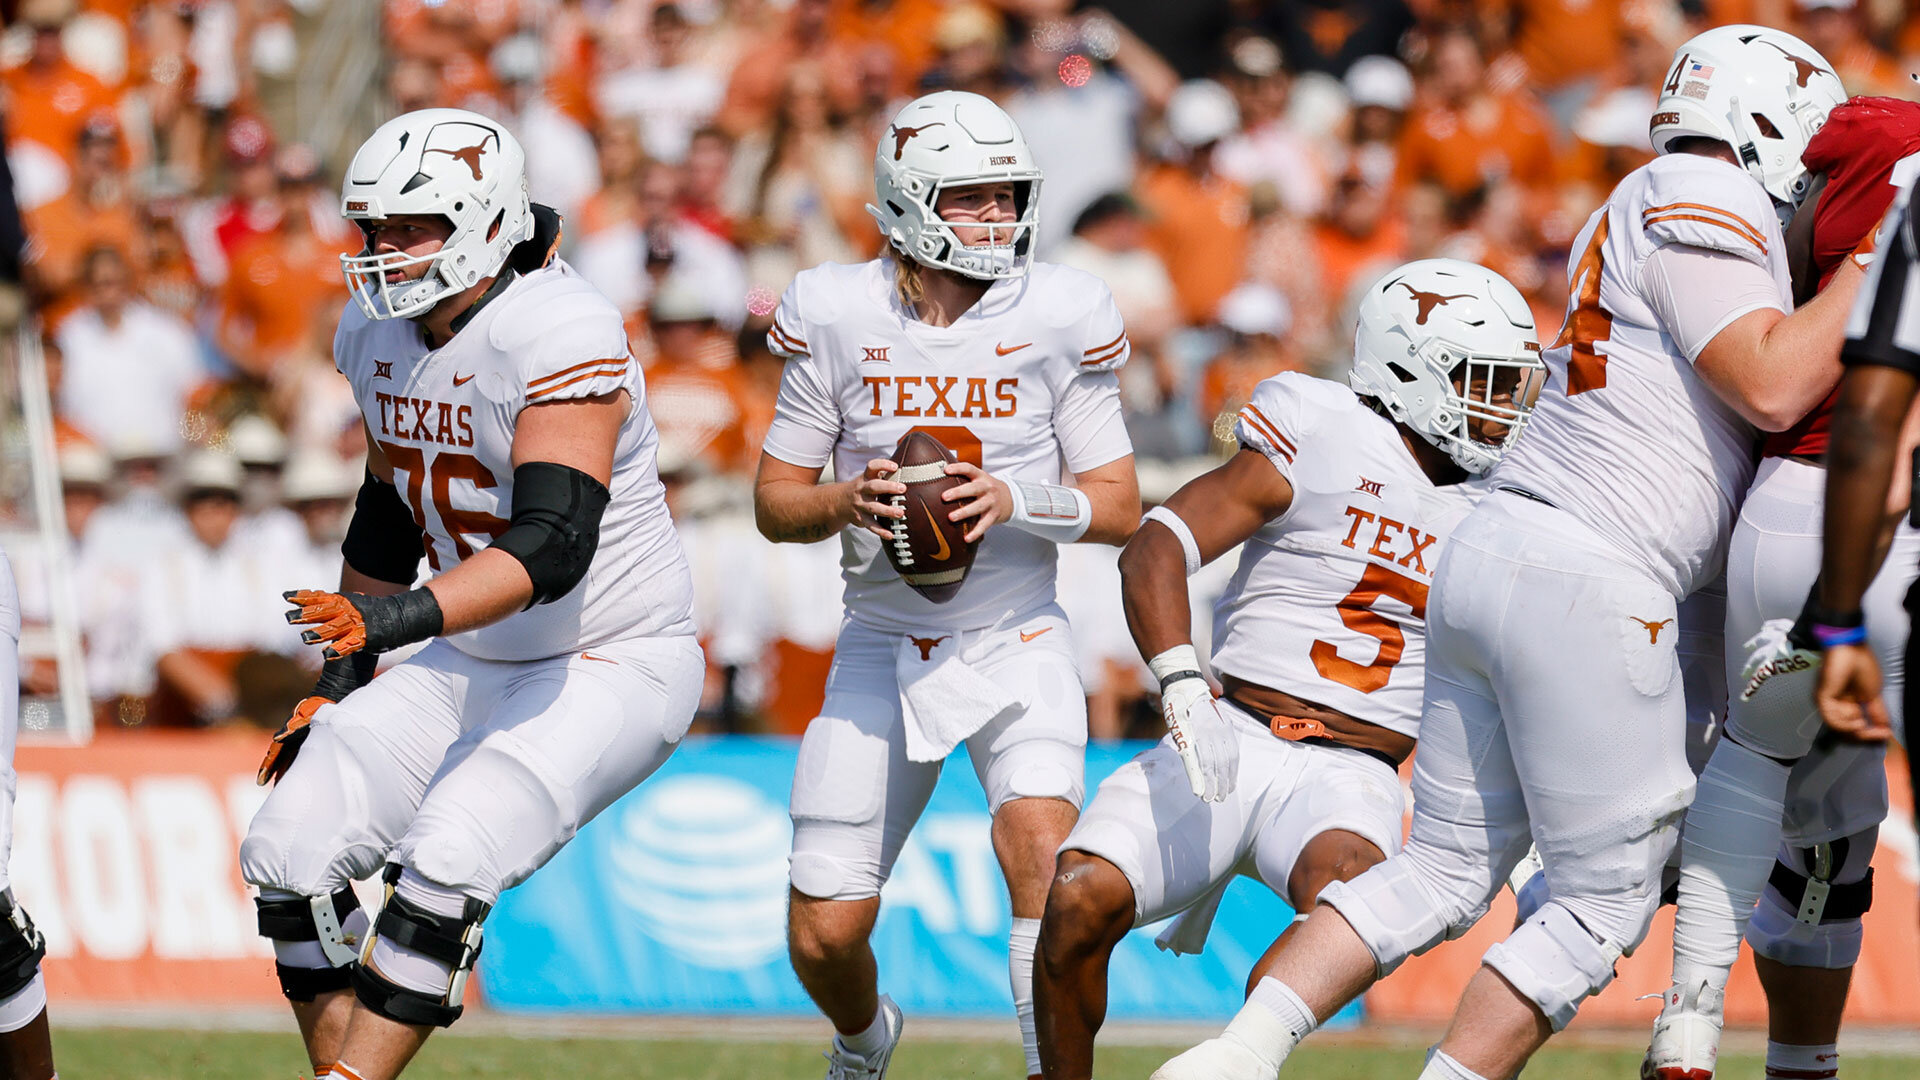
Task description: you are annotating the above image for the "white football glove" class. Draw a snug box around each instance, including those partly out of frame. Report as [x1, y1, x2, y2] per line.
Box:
[1161, 676, 1238, 803]
[1738, 616, 1821, 705]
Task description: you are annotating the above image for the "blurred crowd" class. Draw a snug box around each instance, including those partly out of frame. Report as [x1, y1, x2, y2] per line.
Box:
[4, 0, 1918, 739]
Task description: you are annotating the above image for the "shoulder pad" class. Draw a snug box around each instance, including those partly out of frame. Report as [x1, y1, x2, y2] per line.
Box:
[1061, 268, 1130, 375]
[1639, 155, 1777, 266]
[1234, 373, 1321, 469]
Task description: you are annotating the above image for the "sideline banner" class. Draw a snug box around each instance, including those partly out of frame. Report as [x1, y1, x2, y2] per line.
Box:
[482, 737, 1355, 1024]
[16, 730, 283, 1005]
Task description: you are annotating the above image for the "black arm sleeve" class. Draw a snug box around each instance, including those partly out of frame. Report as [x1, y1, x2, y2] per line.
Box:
[490, 461, 610, 607]
[340, 470, 427, 585]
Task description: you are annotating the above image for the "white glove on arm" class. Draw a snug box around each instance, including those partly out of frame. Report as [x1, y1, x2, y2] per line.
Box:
[1148, 644, 1239, 802]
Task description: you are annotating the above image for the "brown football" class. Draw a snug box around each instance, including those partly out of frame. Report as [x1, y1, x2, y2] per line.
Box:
[883, 430, 978, 603]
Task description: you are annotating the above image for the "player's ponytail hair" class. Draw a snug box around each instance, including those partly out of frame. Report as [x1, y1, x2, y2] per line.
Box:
[893, 255, 925, 311]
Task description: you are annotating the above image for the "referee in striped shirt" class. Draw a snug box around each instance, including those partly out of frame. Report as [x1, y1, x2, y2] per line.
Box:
[1813, 182, 1920, 831]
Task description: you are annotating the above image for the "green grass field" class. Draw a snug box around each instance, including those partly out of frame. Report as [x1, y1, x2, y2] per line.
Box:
[42, 1030, 1920, 1080]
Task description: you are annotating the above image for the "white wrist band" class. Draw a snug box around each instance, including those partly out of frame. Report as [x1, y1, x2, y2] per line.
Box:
[1147, 643, 1205, 687]
[1141, 506, 1202, 576]
[1006, 478, 1092, 543]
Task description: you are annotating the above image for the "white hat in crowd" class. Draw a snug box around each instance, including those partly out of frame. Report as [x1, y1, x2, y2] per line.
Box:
[58, 443, 112, 488]
[281, 454, 359, 504]
[1345, 56, 1414, 112]
[1218, 282, 1293, 339]
[1166, 80, 1240, 149]
[176, 450, 243, 495]
[228, 415, 288, 467]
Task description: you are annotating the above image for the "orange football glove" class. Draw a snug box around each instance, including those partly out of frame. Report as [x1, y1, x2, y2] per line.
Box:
[258, 696, 327, 786]
[285, 590, 371, 659]
[283, 588, 442, 660]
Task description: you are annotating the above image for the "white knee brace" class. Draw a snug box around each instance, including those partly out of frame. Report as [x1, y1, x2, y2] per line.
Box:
[1318, 854, 1494, 978]
[1744, 829, 1876, 970]
[1482, 902, 1621, 1032]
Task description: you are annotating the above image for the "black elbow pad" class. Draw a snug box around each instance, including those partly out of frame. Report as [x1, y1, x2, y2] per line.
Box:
[490, 461, 611, 606]
[341, 471, 427, 585]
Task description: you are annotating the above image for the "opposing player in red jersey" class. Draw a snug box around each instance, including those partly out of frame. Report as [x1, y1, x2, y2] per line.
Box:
[1649, 96, 1920, 1080]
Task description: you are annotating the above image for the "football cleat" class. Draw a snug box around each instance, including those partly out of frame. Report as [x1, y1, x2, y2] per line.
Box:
[823, 995, 904, 1080]
[1150, 1032, 1280, 1080]
[1641, 979, 1724, 1080]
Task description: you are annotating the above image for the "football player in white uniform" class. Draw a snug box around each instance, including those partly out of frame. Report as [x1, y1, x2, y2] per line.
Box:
[754, 91, 1139, 1080]
[1648, 95, 1920, 1080]
[239, 109, 702, 1080]
[1151, 27, 1857, 1080]
[0, 553, 55, 1080]
[1034, 260, 1544, 1080]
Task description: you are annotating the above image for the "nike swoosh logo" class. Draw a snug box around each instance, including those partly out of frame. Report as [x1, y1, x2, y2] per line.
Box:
[580, 652, 617, 664]
[995, 342, 1032, 356]
[453, 373, 476, 387]
[1019, 628, 1051, 642]
[921, 503, 951, 561]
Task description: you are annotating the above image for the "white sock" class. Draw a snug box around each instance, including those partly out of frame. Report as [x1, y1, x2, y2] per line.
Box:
[1419, 1048, 1492, 1080]
[1009, 916, 1041, 1076]
[1766, 1042, 1839, 1078]
[1671, 738, 1790, 991]
[1221, 977, 1317, 1065]
[839, 1000, 893, 1059]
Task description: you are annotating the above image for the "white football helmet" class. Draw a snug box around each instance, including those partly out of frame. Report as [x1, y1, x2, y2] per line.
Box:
[339, 108, 534, 320]
[868, 91, 1042, 281]
[1350, 259, 1544, 475]
[1649, 25, 1843, 208]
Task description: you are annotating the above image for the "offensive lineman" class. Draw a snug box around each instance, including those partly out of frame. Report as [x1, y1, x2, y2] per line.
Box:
[0, 554, 55, 1080]
[755, 91, 1139, 1080]
[1034, 260, 1544, 1080]
[240, 109, 701, 1080]
[1152, 27, 1858, 1080]
[1650, 95, 1920, 1080]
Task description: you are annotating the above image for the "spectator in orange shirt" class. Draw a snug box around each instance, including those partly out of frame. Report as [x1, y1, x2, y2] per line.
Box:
[1312, 171, 1407, 307]
[217, 148, 350, 381]
[1, 6, 120, 174]
[715, 0, 861, 137]
[1395, 27, 1557, 202]
[22, 118, 143, 327]
[642, 276, 756, 478]
[1199, 282, 1307, 452]
[1495, 0, 1624, 97]
[577, 119, 647, 243]
[1797, 0, 1906, 97]
[1139, 80, 1251, 328]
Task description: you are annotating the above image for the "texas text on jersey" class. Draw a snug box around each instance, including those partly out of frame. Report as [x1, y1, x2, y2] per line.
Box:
[332, 211, 694, 661]
[761, 257, 1133, 633]
[1215, 372, 1478, 738]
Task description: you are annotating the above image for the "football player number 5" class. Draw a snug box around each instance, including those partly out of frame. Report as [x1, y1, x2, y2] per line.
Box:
[378, 442, 507, 570]
[1312, 563, 1430, 693]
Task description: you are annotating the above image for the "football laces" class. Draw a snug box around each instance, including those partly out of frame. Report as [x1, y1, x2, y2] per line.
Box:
[889, 493, 915, 566]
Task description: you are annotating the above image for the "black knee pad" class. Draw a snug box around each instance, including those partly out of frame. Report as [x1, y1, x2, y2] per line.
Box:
[352, 866, 491, 1028]
[0, 891, 46, 1000]
[1768, 838, 1874, 925]
[255, 886, 362, 1001]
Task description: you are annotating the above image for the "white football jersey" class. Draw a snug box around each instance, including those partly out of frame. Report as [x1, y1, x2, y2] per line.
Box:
[1494, 153, 1789, 597]
[762, 258, 1134, 634]
[1210, 374, 1478, 739]
[332, 258, 695, 661]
